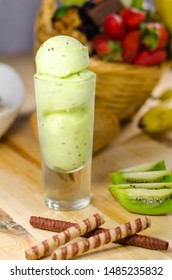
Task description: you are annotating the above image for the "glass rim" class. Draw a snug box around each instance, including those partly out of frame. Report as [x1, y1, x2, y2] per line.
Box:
[33, 72, 96, 84]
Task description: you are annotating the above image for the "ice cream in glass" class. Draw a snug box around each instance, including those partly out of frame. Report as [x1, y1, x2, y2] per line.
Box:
[34, 35, 96, 210]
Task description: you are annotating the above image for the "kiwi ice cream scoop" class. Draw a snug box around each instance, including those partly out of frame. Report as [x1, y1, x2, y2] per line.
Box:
[34, 35, 96, 210]
[34, 36, 95, 172]
[35, 35, 89, 78]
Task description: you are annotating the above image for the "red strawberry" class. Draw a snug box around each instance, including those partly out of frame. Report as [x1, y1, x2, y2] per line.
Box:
[141, 22, 169, 51]
[92, 34, 123, 62]
[120, 7, 146, 29]
[122, 30, 141, 63]
[103, 13, 125, 40]
[135, 49, 167, 66]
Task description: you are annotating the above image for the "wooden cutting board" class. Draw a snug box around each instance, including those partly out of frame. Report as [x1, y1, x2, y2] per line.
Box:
[0, 209, 36, 260]
[0, 114, 171, 260]
[0, 52, 172, 260]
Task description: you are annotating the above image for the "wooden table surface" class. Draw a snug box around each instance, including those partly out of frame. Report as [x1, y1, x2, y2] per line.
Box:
[0, 53, 172, 260]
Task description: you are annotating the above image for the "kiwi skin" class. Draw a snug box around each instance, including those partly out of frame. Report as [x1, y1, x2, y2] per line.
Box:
[110, 188, 172, 215]
[110, 170, 172, 185]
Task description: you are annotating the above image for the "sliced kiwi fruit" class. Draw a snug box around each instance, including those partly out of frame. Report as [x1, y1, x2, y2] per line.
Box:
[110, 170, 172, 185]
[118, 160, 166, 173]
[108, 160, 172, 215]
[109, 182, 172, 190]
[109, 188, 172, 215]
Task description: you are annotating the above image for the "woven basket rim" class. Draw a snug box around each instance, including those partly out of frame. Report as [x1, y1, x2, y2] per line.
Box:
[89, 56, 172, 74]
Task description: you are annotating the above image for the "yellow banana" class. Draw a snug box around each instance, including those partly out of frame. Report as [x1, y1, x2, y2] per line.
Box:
[138, 98, 172, 134]
[154, 0, 172, 33]
[159, 89, 172, 101]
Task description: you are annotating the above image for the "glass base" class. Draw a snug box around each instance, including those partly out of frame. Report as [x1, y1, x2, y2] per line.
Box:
[42, 159, 92, 211]
[45, 197, 90, 211]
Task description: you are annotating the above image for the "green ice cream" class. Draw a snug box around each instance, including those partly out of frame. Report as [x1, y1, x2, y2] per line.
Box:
[34, 35, 96, 172]
[36, 35, 89, 78]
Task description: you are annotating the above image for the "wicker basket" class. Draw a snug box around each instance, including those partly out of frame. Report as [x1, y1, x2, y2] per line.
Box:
[88, 57, 171, 122]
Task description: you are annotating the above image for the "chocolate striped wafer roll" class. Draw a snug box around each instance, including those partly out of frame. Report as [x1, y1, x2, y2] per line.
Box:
[30, 216, 77, 232]
[52, 216, 151, 260]
[85, 229, 169, 251]
[25, 212, 104, 260]
[29, 216, 168, 251]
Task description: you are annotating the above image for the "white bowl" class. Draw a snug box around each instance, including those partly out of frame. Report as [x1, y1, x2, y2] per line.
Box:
[0, 63, 25, 138]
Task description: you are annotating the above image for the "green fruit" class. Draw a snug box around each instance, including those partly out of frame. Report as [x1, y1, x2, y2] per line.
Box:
[110, 188, 172, 215]
[109, 182, 172, 190]
[160, 89, 172, 101]
[60, 0, 87, 7]
[108, 160, 172, 215]
[154, 0, 172, 33]
[120, 0, 133, 7]
[138, 98, 172, 134]
[110, 170, 172, 184]
[118, 160, 166, 173]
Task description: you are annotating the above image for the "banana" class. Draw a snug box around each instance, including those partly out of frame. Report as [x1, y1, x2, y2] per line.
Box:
[138, 98, 172, 134]
[154, 0, 172, 33]
[159, 89, 172, 101]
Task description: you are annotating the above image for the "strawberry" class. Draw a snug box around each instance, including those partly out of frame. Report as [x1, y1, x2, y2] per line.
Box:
[92, 34, 123, 62]
[141, 22, 169, 51]
[135, 49, 167, 66]
[120, 7, 146, 29]
[122, 30, 141, 63]
[103, 13, 125, 40]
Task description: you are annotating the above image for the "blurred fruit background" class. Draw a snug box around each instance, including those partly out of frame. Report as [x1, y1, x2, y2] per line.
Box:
[32, 0, 172, 152]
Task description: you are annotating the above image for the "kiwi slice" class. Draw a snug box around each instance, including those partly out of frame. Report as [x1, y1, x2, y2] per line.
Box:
[109, 182, 172, 190]
[118, 160, 166, 173]
[110, 170, 172, 184]
[110, 188, 172, 215]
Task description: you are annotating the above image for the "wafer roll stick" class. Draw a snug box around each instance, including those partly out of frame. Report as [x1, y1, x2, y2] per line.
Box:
[85, 229, 168, 251]
[30, 216, 76, 232]
[30, 216, 168, 251]
[52, 216, 151, 260]
[25, 213, 104, 260]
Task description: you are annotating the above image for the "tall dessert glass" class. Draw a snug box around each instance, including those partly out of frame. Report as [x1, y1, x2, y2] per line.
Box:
[34, 63, 96, 210]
